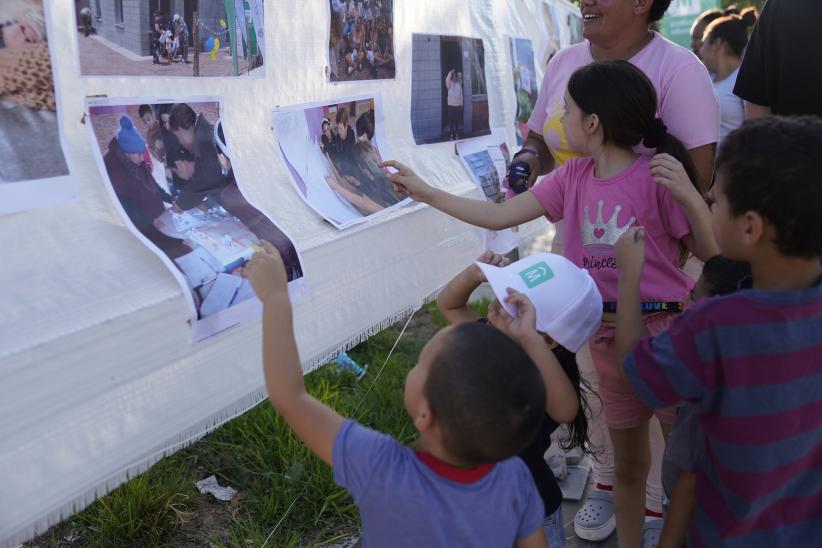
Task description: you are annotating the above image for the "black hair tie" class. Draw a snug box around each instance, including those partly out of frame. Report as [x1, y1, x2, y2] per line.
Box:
[642, 118, 668, 149]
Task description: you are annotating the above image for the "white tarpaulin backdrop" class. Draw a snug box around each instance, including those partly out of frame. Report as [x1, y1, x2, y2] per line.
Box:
[0, 0, 580, 544]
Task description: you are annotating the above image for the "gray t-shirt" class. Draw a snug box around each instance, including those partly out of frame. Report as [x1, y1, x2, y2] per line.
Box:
[333, 420, 544, 547]
[661, 402, 703, 497]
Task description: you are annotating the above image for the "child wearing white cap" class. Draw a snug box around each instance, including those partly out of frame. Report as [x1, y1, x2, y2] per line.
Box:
[437, 250, 602, 547]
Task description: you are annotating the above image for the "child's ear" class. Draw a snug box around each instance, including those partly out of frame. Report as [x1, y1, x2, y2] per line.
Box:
[412, 402, 435, 433]
[740, 210, 766, 246]
[586, 113, 600, 135]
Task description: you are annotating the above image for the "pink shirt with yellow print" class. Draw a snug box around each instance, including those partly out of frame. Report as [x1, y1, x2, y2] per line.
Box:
[526, 32, 719, 169]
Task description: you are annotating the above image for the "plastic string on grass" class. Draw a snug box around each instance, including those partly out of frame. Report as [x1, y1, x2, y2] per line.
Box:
[352, 307, 418, 420]
[261, 307, 417, 544]
[260, 494, 300, 548]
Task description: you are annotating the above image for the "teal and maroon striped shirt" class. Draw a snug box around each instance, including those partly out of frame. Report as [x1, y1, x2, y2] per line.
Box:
[624, 284, 822, 547]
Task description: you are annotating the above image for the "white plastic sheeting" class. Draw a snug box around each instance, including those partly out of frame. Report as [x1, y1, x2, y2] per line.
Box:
[0, 0, 580, 544]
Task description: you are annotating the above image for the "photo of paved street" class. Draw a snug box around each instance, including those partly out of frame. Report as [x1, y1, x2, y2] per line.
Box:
[77, 33, 257, 78]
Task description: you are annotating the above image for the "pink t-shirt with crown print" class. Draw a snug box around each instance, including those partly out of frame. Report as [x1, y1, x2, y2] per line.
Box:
[530, 155, 694, 303]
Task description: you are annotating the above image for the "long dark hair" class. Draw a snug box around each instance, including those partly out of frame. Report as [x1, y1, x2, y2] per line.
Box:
[567, 60, 699, 189]
[551, 345, 596, 454]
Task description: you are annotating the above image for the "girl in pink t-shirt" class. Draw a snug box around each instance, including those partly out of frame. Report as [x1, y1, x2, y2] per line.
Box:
[383, 60, 717, 543]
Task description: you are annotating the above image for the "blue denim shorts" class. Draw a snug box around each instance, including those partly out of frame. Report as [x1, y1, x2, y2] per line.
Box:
[544, 506, 565, 548]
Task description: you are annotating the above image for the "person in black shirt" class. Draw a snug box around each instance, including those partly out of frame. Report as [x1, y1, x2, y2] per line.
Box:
[734, 0, 822, 118]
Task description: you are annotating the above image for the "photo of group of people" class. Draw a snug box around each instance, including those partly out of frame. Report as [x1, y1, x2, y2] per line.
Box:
[87, 99, 303, 341]
[509, 37, 538, 145]
[274, 95, 408, 229]
[328, 0, 395, 82]
[0, 0, 75, 215]
[74, 0, 264, 78]
[410, 34, 490, 145]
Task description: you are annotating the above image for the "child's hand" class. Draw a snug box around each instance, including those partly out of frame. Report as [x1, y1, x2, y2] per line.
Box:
[380, 160, 433, 202]
[650, 154, 703, 206]
[468, 250, 510, 283]
[614, 227, 646, 281]
[487, 289, 540, 344]
[243, 241, 288, 302]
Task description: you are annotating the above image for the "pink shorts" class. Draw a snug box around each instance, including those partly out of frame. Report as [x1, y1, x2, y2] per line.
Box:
[589, 313, 677, 430]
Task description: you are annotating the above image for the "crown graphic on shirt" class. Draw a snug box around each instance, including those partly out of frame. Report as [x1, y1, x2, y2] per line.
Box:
[581, 200, 636, 247]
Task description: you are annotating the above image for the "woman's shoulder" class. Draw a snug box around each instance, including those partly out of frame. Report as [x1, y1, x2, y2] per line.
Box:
[547, 41, 592, 71]
[638, 33, 705, 75]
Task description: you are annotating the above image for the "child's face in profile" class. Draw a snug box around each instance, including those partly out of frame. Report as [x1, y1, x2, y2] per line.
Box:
[708, 173, 746, 261]
[561, 90, 592, 154]
[403, 328, 448, 424]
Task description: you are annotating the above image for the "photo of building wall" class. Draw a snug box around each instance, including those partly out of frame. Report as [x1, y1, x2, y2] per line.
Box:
[410, 34, 490, 145]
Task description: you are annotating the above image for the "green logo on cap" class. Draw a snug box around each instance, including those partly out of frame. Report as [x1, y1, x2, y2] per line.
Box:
[519, 262, 554, 288]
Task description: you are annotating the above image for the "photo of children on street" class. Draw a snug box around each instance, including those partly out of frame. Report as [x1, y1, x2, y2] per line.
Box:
[87, 99, 303, 341]
[411, 34, 490, 145]
[74, 0, 264, 78]
[274, 95, 409, 229]
[328, 0, 394, 82]
[0, 0, 74, 214]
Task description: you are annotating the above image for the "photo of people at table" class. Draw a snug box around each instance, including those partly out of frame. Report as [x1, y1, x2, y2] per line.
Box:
[275, 96, 407, 229]
[88, 101, 303, 323]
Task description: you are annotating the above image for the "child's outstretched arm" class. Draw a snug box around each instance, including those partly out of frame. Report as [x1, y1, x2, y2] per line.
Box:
[488, 289, 578, 423]
[244, 241, 344, 466]
[650, 153, 720, 261]
[614, 228, 650, 377]
[437, 251, 510, 325]
[380, 160, 545, 231]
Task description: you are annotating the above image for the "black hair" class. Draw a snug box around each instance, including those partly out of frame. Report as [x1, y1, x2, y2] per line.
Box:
[648, 0, 672, 23]
[355, 109, 375, 141]
[703, 8, 757, 57]
[716, 116, 822, 259]
[550, 345, 595, 455]
[701, 256, 751, 296]
[138, 104, 153, 119]
[168, 103, 196, 131]
[567, 60, 699, 188]
[424, 323, 546, 465]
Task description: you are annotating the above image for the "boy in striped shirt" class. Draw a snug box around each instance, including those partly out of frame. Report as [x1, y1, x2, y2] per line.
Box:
[613, 116, 822, 547]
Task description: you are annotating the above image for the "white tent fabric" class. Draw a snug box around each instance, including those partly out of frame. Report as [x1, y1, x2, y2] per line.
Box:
[0, 0, 579, 544]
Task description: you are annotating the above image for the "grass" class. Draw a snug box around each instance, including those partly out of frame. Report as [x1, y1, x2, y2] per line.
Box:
[26, 302, 488, 548]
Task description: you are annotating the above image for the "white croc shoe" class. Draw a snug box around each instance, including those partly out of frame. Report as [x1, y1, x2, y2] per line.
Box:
[574, 489, 616, 542]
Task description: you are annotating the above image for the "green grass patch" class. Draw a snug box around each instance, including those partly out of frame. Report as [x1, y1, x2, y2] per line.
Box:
[34, 302, 492, 547]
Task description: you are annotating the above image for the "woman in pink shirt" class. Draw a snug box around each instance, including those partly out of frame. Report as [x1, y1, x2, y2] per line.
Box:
[384, 60, 716, 548]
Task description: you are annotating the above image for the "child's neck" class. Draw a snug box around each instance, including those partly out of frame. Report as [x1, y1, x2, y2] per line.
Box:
[592, 145, 639, 179]
[416, 435, 475, 469]
[750, 251, 822, 292]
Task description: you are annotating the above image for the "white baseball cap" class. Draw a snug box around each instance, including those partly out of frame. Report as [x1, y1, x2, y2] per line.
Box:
[476, 252, 602, 352]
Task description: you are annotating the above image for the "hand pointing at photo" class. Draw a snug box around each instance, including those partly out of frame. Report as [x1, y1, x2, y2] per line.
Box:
[380, 160, 434, 202]
[244, 241, 288, 303]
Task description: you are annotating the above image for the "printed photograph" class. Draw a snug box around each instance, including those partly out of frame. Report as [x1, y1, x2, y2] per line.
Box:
[539, 1, 562, 67]
[74, 0, 264, 77]
[509, 37, 538, 145]
[328, 0, 394, 82]
[274, 95, 409, 229]
[87, 99, 304, 341]
[457, 129, 518, 254]
[411, 34, 490, 145]
[0, 0, 75, 215]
